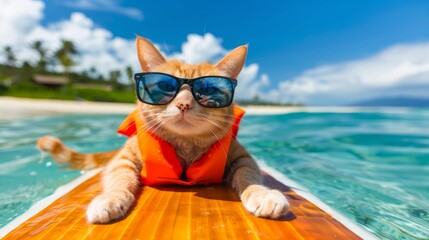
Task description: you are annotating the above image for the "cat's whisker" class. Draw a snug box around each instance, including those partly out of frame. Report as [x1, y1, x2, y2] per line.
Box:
[195, 115, 257, 150]
[195, 116, 238, 126]
[202, 124, 236, 171]
[122, 117, 164, 139]
[189, 123, 228, 167]
[195, 115, 233, 134]
[194, 117, 237, 151]
[113, 111, 170, 134]
[196, 112, 253, 125]
[193, 112, 261, 142]
[203, 122, 244, 173]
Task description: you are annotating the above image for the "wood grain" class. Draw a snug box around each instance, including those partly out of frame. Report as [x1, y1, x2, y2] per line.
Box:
[4, 173, 361, 240]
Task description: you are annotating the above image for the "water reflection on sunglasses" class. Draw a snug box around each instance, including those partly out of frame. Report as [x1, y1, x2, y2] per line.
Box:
[141, 81, 176, 104]
[195, 91, 230, 107]
[196, 93, 220, 107]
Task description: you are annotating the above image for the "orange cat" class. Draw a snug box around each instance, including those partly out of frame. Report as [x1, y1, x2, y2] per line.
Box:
[37, 36, 290, 224]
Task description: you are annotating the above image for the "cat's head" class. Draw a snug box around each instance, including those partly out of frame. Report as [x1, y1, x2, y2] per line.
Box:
[135, 36, 247, 141]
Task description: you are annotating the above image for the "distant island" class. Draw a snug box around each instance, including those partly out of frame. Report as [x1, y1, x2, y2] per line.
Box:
[350, 97, 429, 107]
[0, 40, 300, 106]
[236, 96, 304, 107]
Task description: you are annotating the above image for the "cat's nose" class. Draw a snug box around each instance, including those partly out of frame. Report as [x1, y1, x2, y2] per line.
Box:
[176, 103, 192, 112]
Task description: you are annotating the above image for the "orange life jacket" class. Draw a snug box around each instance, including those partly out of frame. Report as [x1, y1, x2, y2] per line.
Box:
[117, 106, 245, 186]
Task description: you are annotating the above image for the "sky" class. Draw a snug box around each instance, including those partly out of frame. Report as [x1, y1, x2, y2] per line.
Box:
[1, 0, 429, 105]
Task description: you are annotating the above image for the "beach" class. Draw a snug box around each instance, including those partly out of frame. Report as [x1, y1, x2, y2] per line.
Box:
[0, 97, 135, 120]
[0, 97, 304, 120]
[0, 97, 396, 121]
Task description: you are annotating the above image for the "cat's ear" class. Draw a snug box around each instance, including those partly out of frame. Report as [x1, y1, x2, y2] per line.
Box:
[136, 36, 166, 72]
[215, 45, 248, 79]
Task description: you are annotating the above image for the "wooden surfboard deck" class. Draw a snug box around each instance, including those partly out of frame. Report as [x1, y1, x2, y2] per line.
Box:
[3, 172, 362, 240]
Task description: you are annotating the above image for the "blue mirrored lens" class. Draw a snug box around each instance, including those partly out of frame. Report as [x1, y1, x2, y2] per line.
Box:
[193, 77, 234, 108]
[138, 74, 178, 104]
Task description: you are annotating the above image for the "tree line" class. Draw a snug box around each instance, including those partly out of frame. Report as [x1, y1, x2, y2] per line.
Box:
[1, 39, 135, 89]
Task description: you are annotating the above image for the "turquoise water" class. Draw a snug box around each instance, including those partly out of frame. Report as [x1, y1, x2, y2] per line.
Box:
[0, 110, 428, 239]
[0, 114, 125, 227]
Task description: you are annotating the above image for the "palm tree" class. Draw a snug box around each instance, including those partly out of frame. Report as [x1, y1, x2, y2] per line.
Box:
[30, 40, 48, 72]
[3, 46, 16, 66]
[109, 70, 121, 90]
[125, 65, 134, 90]
[89, 66, 97, 79]
[55, 40, 78, 76]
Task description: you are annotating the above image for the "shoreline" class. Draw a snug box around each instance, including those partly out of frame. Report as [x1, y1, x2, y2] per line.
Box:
[0, 97, 135, 120]
[0, 96, 417, 121]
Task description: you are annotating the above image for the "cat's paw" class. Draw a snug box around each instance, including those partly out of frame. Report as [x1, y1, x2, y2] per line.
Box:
[241, 185, 290, 219]
[86, 190, 135, 224]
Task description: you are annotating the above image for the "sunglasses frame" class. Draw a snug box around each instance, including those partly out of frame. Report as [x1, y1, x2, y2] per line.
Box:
[134, 72, 238, 108]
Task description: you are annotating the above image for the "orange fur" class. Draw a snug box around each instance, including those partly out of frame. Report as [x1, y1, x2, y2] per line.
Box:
[37, 36, 289, 223]
[37, 136, 119, 169]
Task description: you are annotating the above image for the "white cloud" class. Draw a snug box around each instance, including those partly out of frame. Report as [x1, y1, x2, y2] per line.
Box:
[0, 0, 44, 47]
[63, 0, 143, 21]
[170, 33, 225, 64]
[270, 41, 429, 105]
[235, 64, 270, 100]
[0, 0, 268, 98]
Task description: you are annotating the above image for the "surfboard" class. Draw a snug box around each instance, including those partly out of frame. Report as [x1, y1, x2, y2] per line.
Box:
[0, 168, 375, 239]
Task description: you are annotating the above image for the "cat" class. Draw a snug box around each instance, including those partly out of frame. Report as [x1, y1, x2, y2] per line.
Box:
[37, 36, 290, 224]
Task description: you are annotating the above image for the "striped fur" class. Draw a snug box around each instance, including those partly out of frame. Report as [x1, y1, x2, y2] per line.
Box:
[37, 136, 120, 169]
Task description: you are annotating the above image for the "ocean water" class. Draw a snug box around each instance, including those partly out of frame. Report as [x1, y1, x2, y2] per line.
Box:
[0, 110, 428, 239]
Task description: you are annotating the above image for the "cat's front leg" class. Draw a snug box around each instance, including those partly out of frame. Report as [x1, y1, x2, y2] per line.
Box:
[86, 187, 135, 224]
[87, 138, 142, 224]
[227, 142, 290, 219]
[239, 183, 290, 219]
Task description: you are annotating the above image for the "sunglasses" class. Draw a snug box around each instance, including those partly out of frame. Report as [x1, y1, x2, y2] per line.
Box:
[134, 72, 237, 108]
